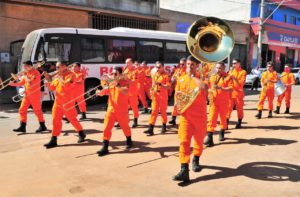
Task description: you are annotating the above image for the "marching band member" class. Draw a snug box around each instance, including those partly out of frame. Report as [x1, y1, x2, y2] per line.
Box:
[169, 58, 187, 125]
[9, 61, 47, 133]
[274, 65, 295, 114]
[135, 61, 149, 114]
[205, 62, 232, 147]
[173, 56, 207, 183]
[44, 61, 86, 149]
[123, 58, 139, 128]
[72, 62, 88, 120]
[255, 62, 278, 119]
[144, 61, 170, 136]
[96, 67, 132, 156]
[226, 59, 247, 129]
[142, 61, 152, 101]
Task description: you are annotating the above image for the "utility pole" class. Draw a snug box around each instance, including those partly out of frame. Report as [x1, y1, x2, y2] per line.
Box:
[257, 0, 265, 68]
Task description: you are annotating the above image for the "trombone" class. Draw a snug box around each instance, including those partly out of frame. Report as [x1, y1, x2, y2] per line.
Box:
[0, 71, 25, 90]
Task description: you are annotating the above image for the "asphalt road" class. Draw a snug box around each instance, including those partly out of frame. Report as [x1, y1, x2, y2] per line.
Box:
[0, 86, 299, 197]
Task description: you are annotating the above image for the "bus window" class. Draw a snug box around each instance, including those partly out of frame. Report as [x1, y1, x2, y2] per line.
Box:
[81, 38, 105, 63]
[44, 42, 71, 62]
[164, 42, 187, 62]
[137, 41, 163, 63]
[107, 39, 135, 63]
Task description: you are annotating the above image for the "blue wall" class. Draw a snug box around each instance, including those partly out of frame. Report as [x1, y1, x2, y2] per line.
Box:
[251, 0, 300, 26]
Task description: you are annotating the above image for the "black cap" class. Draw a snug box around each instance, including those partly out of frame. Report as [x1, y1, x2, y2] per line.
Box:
[114, 66, 123, 74]
[23, 60, 33, 66]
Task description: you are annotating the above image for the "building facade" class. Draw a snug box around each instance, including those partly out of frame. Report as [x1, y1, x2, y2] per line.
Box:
[250, 0, 300, 70]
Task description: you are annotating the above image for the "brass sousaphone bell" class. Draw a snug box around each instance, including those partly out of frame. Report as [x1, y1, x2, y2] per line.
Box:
[175, 17, 235, 113]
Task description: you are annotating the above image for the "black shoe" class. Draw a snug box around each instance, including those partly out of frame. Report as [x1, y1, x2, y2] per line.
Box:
[132, 118, 138, 128]
[235, 119, 242, 129]
[219, 130, 225, 141]
[168, 116, 176, 125]
[97, 140, 109, 156]
[80, 112, 87, 120]
[161, 123, 167, 134]
[255, 110, 262, 119]
[274, 106, 280, 114]
[142, 108, 149, 114]
[35, 122, 47, 133]
[144, 124, 154, 135]
[115, 123, 120, 128]
[204, 132, 214, 147]
[44, 136, 57, 149]
[192, 156, 202, 172]
[284, 107, 290, 114]
[126, 136, 133, 149]
[173, 163, 190, 182]
[268, 110, 272, 118]
[77, 131, 86, 143]
[13, 122, 26, 133]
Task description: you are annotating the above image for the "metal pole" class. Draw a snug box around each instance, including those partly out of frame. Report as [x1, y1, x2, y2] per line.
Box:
[257, 0, 265, 68]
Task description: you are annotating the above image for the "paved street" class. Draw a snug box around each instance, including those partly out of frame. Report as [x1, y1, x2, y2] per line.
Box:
[0, 86, 300, 197]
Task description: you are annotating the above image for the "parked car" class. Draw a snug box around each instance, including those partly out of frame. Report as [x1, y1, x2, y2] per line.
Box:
[290, 68, 300, 85]
[245, 68, 266, 90]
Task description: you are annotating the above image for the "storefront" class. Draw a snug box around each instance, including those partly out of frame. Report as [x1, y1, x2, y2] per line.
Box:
[250, 17, 300, 71]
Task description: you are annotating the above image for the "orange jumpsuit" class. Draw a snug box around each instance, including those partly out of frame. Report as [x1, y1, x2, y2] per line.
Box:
[149, 72, 170, 125]
[257, 71, 278, 111]
[176, 74, 207, 163]
[171, 67, 186, 117]
[276, 72, 295, 108]
[227, 68, 247, 120]
[207, 73, 231, 132]
[48, 71, 83, 136]
[101, 80, 131, 141]
[123, 67, 139, 119]
[73, 70, 86, 113]
[136, 66, 148, 108]
[144, 67, 152, 99]
[13, 69, 45, 123]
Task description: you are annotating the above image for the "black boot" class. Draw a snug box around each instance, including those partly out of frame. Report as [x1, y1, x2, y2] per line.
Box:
[80, 112, 87, 120]
[142, 108, 149, 114]
[168, 116, 176, 125]
[144, 124, 154, 135]
[35, 122, 47, 133]
[63, 117, 70, 123]
[255, 110, 262, 119]
[161, 123, 167, 134]
[44, 136, 57, 149]
[274, 106, 280, 114]
[126, 136, 133, 149]
[13, 122, 26, 133]
[204, 132, 214, 147]
[219, 130, 225, 141]
[192, 156, 202, 172]
[115, 123, 120, 128]
[268, 110, 272, 118]
[132, 118, 138, 128]
[97, 140, 109, 156]
[173, 163, 190, 182]
[284, 107, 290, 114]
[77, 131, 86, 143]
[235, 119, 242, 129]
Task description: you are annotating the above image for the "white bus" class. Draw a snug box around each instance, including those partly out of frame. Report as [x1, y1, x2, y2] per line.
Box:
[19, 27, 188, 103]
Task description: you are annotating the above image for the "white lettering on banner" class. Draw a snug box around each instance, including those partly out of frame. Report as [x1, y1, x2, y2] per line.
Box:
[279, 34, 298, 44]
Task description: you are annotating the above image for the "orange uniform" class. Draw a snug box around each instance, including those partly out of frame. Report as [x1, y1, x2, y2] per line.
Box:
[171, 67, 186, 117]
[149, 72, 170, 125]
[176, 74, 207, 163]
[276, 72, 295, 108]
[257, 71, 278, 111]
[13, 69, 45, 123]
[207, 73, 231, 132]
[73, 70, 86, 113]
[144, 67, 152, 99]
[123, 67, 139, 119]
[101, 80, 131, 141]
[227, 68, 247, 120]
[136, 66, 148, 108]
[48, 71, 83, 136]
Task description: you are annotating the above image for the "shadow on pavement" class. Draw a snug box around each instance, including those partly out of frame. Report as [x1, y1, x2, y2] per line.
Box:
[179, 162, 300, 187]
[241, 125, 300, 131]
[218, 137, 297, 146]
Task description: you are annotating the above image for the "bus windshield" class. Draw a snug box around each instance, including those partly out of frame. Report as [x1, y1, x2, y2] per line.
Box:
[20, 31, 39, 65]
